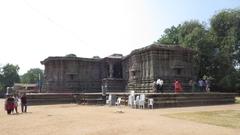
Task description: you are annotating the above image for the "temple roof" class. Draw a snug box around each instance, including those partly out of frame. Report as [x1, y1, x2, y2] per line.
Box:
[40, 56, 101, 64]
[131, 43, 194, 54]
[41, 44, 194, 64]
[121, 43, 195, 60]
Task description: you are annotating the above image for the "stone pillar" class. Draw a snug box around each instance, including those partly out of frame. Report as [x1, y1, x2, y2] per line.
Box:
[149, 51, 154, 79]
[60, 60, 64, 89]
[109, 63, 114, 78]
[143, 55, 146, 79]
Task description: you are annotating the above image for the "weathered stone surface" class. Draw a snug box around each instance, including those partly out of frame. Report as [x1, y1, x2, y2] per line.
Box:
[26, 92, 237, 107]
[123, 44, 195, 93]
[41, 44, 195, 93]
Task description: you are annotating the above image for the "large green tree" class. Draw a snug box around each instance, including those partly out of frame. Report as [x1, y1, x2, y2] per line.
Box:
[156, 9, 240, 91]
[157, 25, 181, 45]
[157, 20, 215, 78]
[0, 64, 20, 94]
[210, 9, 240, 91]
[21, 68, 43, 84]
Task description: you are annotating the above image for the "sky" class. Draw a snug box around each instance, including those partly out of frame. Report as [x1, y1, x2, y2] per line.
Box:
[0, 0, 240, 75]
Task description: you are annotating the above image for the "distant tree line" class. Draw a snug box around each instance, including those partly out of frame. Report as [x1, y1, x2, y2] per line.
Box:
[0, 64, 43, 96]
[156, 9, 240, 92]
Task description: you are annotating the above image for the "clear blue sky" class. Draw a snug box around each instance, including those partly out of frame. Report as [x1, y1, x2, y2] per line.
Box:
[146, 0, 240, 33]
[0, 0, 239, 74]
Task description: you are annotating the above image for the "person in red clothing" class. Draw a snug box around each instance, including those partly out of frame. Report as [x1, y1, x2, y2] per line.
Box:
[5, 95, 15, 114]
[174, 80, 182, 93]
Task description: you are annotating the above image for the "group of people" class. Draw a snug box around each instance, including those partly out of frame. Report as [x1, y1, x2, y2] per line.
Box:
[152, 79, 185, 93]
[4, 93, 27, 115]
[153, 78, 211, 93]
[189, 79, 211, 92]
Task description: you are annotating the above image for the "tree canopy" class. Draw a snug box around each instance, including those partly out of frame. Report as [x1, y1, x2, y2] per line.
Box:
[156, 8, 240, 92]
[65, 54, 77, 57]
[0, 64, 20, 94]
[21, 68, 43, 84]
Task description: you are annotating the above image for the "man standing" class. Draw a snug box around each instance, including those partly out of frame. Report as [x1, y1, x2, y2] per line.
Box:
[198, 79, 204, 92]
[21, 93, 27, 113]
[159, 79, 164, 93]
[152, 81, 157, 92]
[156, 79, 164, 93]
[156, 79, 161, 93]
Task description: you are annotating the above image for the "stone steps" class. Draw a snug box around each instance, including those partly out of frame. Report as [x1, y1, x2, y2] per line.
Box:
[27, 93, 75, 105]
[144, 93, 237, 108]
[26, 92, 237, 108]
[27, 93, 105, 105]
[73, 93, 105, 104]
[106, 92, 237, 108]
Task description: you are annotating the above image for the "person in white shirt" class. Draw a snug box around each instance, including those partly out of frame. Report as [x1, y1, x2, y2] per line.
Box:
[156, 79, 164, 93]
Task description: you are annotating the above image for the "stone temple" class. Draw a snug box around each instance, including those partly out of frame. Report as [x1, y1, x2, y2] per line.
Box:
[41, 44, 196, 93]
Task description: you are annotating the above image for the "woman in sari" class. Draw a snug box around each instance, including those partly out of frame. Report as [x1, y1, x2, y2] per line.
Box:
[5, 95, 15, 114]
[174, 80, 182, 93]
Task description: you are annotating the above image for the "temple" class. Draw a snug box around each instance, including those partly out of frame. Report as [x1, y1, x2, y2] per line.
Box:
[41, 44, 196, 93]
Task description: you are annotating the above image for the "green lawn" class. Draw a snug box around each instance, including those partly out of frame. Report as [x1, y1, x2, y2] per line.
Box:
[165, 110, 240, 129]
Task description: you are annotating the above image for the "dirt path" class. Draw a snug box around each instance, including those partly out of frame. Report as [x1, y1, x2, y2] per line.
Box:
[1, 99, 240, 135]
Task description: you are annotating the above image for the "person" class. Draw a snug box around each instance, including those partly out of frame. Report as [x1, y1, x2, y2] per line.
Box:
[198, 79, 204, 92]
[156, 79, 161, 92]
[13, 94, 19, 113]
[189, 80, 196, 92]
[174, 80, 182, 93]
[21, 93, 27, 113]
[156, 79, 164, 93]
[159, 79, 164, 93]
[205, 79, 210, 92]
[5, 95, 15, 115]
[152, 81, 157, 92]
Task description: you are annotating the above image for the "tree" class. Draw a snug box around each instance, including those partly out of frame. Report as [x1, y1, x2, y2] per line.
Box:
[210, 9, 240, 91]
[157, 20, 216, 78]
[0, 64, 20, 94]
[156, 25, 181, 45]
[21, 68, 43, 84]
[65, 54, 77, 57]
[155, 9, 240, 91]
[0, 73, 4, 94]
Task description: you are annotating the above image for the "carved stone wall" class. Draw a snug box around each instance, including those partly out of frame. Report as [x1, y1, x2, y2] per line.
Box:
[42, 57, 102, 93]
[124, 44, 195, 93]
[41, 44, 196, 93]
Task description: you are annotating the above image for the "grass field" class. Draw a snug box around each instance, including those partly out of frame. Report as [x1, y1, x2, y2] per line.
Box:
[165, 110, 240, 129]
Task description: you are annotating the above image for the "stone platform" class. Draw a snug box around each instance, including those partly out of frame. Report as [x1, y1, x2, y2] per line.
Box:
[27, 93, 106, 105]
[144, 93, 237, 108]
[27, 93, 76, 105]
[26, 92, 237, 108]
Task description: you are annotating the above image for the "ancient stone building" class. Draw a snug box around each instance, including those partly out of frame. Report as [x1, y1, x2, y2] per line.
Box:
[41, 44, 195, 93]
